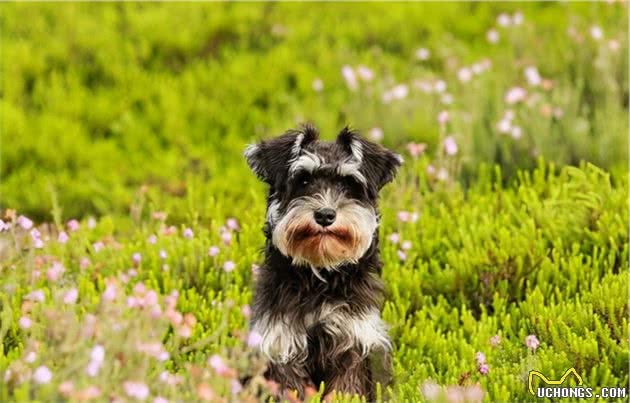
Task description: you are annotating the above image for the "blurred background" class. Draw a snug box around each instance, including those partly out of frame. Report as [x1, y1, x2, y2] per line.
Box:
[1, 2, 627, 223]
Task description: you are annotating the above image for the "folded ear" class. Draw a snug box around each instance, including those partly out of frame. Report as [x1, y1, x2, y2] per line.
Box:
[336, 126, 403, 191]
[244, 124, 319, 185]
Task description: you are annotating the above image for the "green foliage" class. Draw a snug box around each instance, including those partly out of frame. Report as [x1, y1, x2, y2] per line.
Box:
[1, 3, 627, 219]
[1, 163, 627, 402]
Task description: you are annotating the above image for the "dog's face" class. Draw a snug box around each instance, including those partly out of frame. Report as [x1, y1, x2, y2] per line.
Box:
[245, 125, 402, 270]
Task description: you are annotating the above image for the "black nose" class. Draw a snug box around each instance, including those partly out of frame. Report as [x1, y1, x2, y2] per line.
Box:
[314, 208, 336, 227]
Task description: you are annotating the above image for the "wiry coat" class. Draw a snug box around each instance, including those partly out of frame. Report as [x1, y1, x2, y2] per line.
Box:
[245, 125, 401, 400]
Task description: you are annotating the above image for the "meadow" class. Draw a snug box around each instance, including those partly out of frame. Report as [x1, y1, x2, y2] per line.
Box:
[1, 3, 628, 402]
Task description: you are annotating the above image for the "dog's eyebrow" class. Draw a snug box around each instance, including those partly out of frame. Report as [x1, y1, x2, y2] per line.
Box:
[289, 150, 324, 175]
[337, 160, 367, 185]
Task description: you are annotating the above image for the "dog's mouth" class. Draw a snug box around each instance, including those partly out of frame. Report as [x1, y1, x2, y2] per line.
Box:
[291, 226, 353, 244]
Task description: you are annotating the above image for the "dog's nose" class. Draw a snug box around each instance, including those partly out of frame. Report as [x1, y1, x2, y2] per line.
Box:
[314, 208, 336, 227]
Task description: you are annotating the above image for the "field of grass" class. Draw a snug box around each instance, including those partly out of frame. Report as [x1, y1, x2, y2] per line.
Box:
[1, 3, 628, 402]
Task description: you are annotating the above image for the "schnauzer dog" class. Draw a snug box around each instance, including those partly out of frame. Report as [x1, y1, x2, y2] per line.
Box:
[244, 124, 402, 400]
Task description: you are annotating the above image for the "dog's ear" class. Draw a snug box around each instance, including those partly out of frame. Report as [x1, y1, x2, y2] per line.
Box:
[336, 126, 403, 191]
[244, 124, 319, 185]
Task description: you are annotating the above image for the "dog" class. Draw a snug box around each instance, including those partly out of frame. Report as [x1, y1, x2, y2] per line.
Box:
[244, 124, 402, 400]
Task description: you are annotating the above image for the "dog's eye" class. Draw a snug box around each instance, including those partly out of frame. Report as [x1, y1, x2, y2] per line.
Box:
[295, 171, 311, 187]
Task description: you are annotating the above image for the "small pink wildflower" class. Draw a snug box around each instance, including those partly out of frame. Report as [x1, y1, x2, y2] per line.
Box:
[388, 233, 400, 244]
[63, 288, 78, 304]
[505, 87, 527, 104]
[209, 354, 233, 377]
[92, 242, 104, 253]
[497, 13, 511, 27]
[241, 305, 252, 317]
[87, 217, 97, 229]
[226, 218, 240, 231]
[590, 25, 603, 40]
[312, 78, 324, 92]
[525, 66, 542, 86]
[490, 335, 501, 346]
[397, 211, 411, 222]
[223, 261, 236, 273]
[47, 262, 65, 282]
[58, 231, 69, 244]
[438, 110, 449, 126]
[19, 316, 32, 329]
[341, 65, 358, 91]
[208, 246, 220, 256]
[148, 235, 157, 244]
[407, 143, 427, 158]
[434, 80, 447, 93]
[80, 257, 91, 269]
[356, 65, 374, 81]
[17, 215, 33, 230]
[487, 29, 499, 44]
[33, 365, 52, 384]
[132, 253, 142, 265]
[437, 168, 449, 181]
[511, 126, 522, 139]
[525, 334, 540, 351]
[26, 290, 45, 302]
[475, 352, 486, 365]
[443, 136, 458, 155]
[401, 240, 412, 250]
[512, 11, 524, 25]
[479, 363, 489, 375]
[231, 379, 243, 395]
[153, 397, 169, 403]
[25, 351, 37, 363]
[123, 381, 150, 401]
[183, 228, 194, 239]
[415, 47, 430, 60]
[221, 231, 232, 245]
[457, 67, 472, 83]
[159, 250, 167, 260]
[397, 250, 407, 261]
[67, 219, 80, 232]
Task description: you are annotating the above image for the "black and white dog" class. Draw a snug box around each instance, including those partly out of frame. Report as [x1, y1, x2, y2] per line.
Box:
[244, 125, 402, 400]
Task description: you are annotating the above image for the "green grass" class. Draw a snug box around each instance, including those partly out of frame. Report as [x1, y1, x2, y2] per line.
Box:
[0, 3, 628, 402]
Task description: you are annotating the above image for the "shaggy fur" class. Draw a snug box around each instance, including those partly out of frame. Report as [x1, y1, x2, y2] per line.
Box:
[245, 124, 402, 400]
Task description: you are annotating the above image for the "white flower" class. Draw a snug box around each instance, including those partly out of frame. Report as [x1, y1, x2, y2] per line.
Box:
[524, 66, 541, 86]
[33, 366, 52, 384]
[487, 29, 499, 44]
[457, 67, 472, 83]
[590, 25, 603, 40]
[415, 47, 430, 60]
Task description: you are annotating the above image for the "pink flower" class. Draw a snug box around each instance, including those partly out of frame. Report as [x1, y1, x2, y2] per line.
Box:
[356, 65, 374, 81]
[241, 305, 252, 317]
[19, 316, 32, 329]
[457, 67, 472, 83]
[91, 345, 105, 363]
[438, 110, 449, 126]
[525, 66, 541, 86]
[415, 47, 430, 60]
[247, 331, 263, 347]
[25, 351, 37, 363]
[443, 136, 458, 155]
[434, 80, 447, 93]
[63, 288, 78, 304]
[148, 235, 157, 244]
[80, 257, 91, 269]
[397, 250, 407, 261]
[223, 261, 236, 273]
[475, 352, 486, 365]
[525, 334, 540, 351]
[123, 381, 150, 401]
[388, 233, 400, 244]
[401, 240, 412, 250]
[312, 78, 324, 92]
[93, 242, 104, 253]
[58, 231, 69, 244]
[368, 127, 384, 142]
[47, 262, 65, 281]
[231, 379, 243, 395]
[441, 93, 453, 105]
[103, 283, 117, 302]
[209, 355, 232, 376]
[590, 25, 603, 40]
[86, 361, 102, 377]
[0, 219, 9, 232]
[505, 87, 527, 104]
[26, 290, 45, 302]
[183, 228, 194, 239]
[437, 168, 449, 181]
[154, 397, 169, 403]
[87, 217, 97, 229]
[490, 335, 501, 346]
[208, 246, 220, 257]
[478, 363, 489, 375]
[512, 12, 524, 25]
[17, 215, 33, 230]
[30, 228, 41, 241]
[397, 211, 411, 222]
[67, 219, 80, 232]
[132, 253, 142, 265]
[497, 118, 512, 134]
[33, 365, 52, 384]
[221, 231, 232, 245]
[226, 218, 240, 231]
[511, 126, 522, 139]
[407, 142, 427, 158]
[487, 29, 499, 44]
[341, 65, 358, 91]
[497, 13, 511, 27]
[159, 250, 167, 260]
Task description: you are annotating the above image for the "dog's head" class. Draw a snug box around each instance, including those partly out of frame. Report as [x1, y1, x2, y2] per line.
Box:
[245, 125, 402, 270]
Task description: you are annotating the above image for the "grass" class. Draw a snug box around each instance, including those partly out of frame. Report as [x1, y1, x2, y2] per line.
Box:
[0, 3, 628, 402]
